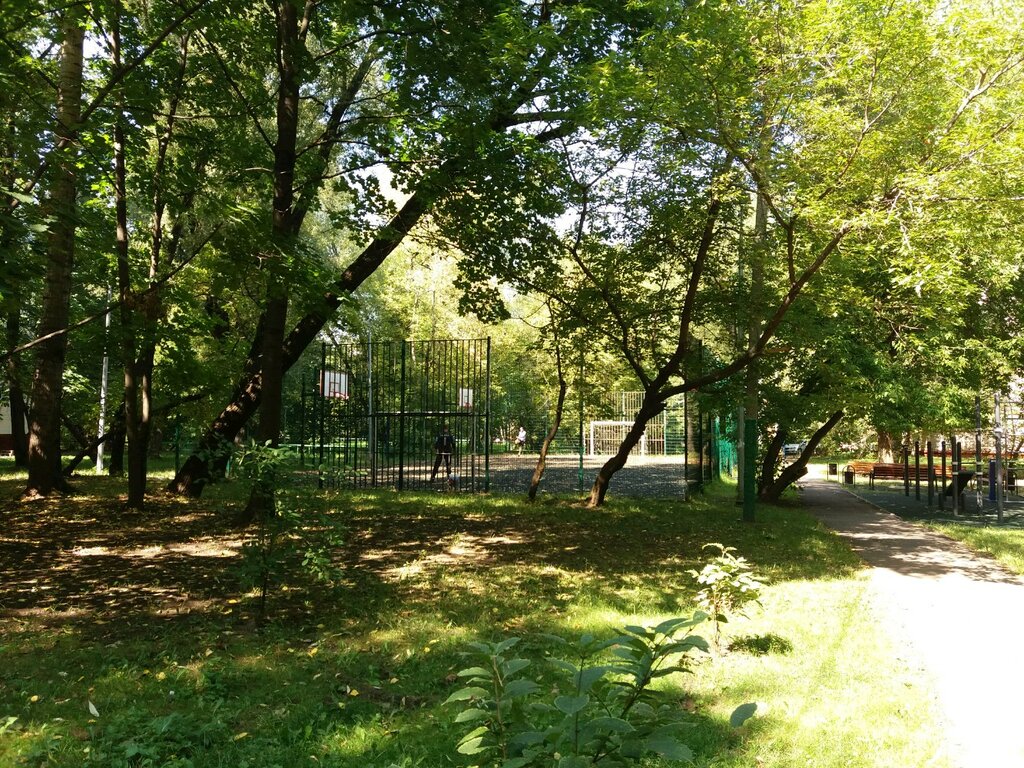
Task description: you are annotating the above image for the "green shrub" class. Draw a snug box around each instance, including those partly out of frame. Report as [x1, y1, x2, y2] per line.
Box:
[689, 544, 764, 652]
[446, 614, 756, 766]
[234, 443, 344, 622]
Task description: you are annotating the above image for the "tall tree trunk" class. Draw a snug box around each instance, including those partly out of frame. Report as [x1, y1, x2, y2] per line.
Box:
[1, 107, 29, 468]
[760, 410, 844, 501]
[741, 191, 768, 521]
[241, 0, 302, 523]
[5, 308, 28, 466]
[112, 38, 146, 505]
[588, 398, 665, 507]
[877, 428, 894, 463]
[757, 425, 787, 496]
[25, 9, 84, 497]
[528, 378, 567, 501]
[528, 325, 568, 501]
[108, 402, 126, 476]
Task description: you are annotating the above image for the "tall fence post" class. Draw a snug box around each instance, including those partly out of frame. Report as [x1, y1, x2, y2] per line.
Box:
[926, 440, 933, 507]
[318, 343, 327, 490]
[903, 443, 910, 497]
[914, 440, 920, 500]
[299, 375, 306, 470]
[996, 392, 1004, 523]
[952, 439, 961, 516]
[398, 340, 407, 491]
[485, 336, 491, 493]
[939, 439, 946, 512]
[975, 396, 983, 508]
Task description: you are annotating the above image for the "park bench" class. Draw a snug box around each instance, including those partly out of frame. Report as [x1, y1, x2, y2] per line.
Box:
[868, 461, 976, 495]
[846, 461, 930, 488]
[868, 463, 905, 486]
[847, 460, 875, 479]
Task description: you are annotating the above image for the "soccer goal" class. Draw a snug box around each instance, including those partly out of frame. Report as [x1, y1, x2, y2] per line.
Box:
[589, 420, 649, 456]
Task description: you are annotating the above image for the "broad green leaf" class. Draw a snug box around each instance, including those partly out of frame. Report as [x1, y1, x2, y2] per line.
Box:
[503, 678, 540, 698]
[653, 616, 701, 636]
[502, 658, 530, 676]
[646, 734, 693, 761]
[554, 694, 590, 715]
[582, 716, 634, 734]
[550, 659, 578, 674]
[444, 686, 489, 704]
[455, 708, 489, 723]
[459, 725, 490, 745]
[494, 638, 521, 654]
[620, 739, 643, 759]
[457, 736, 490, 755]
[575, 665, 612, 692]
[508, 730, 546, 750]
[624, 624, 653, 638]
[458, 666, 491, 678]
[558, 756, 590, 768]
[456, 725, 492, 755]
[730, 702, 758, 727]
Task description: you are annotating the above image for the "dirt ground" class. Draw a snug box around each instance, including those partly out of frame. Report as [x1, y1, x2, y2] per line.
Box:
[802, 475, 1024, 768]
[487, 454, 699, 497]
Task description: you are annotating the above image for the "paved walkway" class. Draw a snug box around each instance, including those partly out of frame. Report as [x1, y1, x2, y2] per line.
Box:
[803, 479, 1024, 768]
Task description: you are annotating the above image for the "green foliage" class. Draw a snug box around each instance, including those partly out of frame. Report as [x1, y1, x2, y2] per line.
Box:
[689, 544, 764, 652]
[446, 615, 754, 766]
[233, 443, 344, 622]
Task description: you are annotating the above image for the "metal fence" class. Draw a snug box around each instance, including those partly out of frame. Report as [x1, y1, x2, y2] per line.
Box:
[277, 339, 732, 497]
[287, 338, 490, 491]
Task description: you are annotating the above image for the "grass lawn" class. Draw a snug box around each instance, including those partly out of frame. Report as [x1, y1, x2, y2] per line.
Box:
[920, 520, 1024, 575]
[0, 463, 949, 767]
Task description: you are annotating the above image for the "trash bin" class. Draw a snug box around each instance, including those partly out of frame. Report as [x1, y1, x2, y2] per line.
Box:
[827, 462, 838, 476]
[843, 466, 855, 485]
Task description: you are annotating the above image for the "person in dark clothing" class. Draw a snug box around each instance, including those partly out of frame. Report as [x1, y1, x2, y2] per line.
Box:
[430, 423, 456, 481]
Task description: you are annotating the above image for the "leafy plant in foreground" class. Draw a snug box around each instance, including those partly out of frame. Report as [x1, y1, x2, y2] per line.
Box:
[446, 613, 757, 766]
[234, 443, 344, 622]
[689, 544, 764, 652]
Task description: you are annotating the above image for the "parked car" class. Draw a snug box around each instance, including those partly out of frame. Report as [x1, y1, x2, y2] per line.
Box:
[783, 441, 808, 456]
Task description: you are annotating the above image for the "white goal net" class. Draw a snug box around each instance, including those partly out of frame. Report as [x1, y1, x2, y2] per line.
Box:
[589, 420, 651, 456]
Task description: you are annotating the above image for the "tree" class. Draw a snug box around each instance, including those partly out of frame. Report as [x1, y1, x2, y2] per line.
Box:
[167, 0, 650, 498]
[540, 0, 1024, 507]
[24, 6, 85, 497]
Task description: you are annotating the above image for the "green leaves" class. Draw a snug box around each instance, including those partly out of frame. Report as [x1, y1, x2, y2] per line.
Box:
[730, 702, 759, 728]
[444, 686, 490, 704]
[646, 732, 693, 761]
[457, 725, 491, 755]
[553, 694, 590, 715]
[445, 612, 726, 766]
[691, 543, 765, 651]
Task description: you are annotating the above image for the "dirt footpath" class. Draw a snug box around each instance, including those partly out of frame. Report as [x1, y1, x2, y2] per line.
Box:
[803, 479, 1024, 768]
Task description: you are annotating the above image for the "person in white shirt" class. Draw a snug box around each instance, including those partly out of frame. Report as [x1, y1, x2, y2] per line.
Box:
[515, 425, 527, 455]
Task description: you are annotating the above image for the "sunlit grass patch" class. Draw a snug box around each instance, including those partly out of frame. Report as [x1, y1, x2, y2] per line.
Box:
[921, 520, 1024, 575]
[687, 579, 950, 767]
